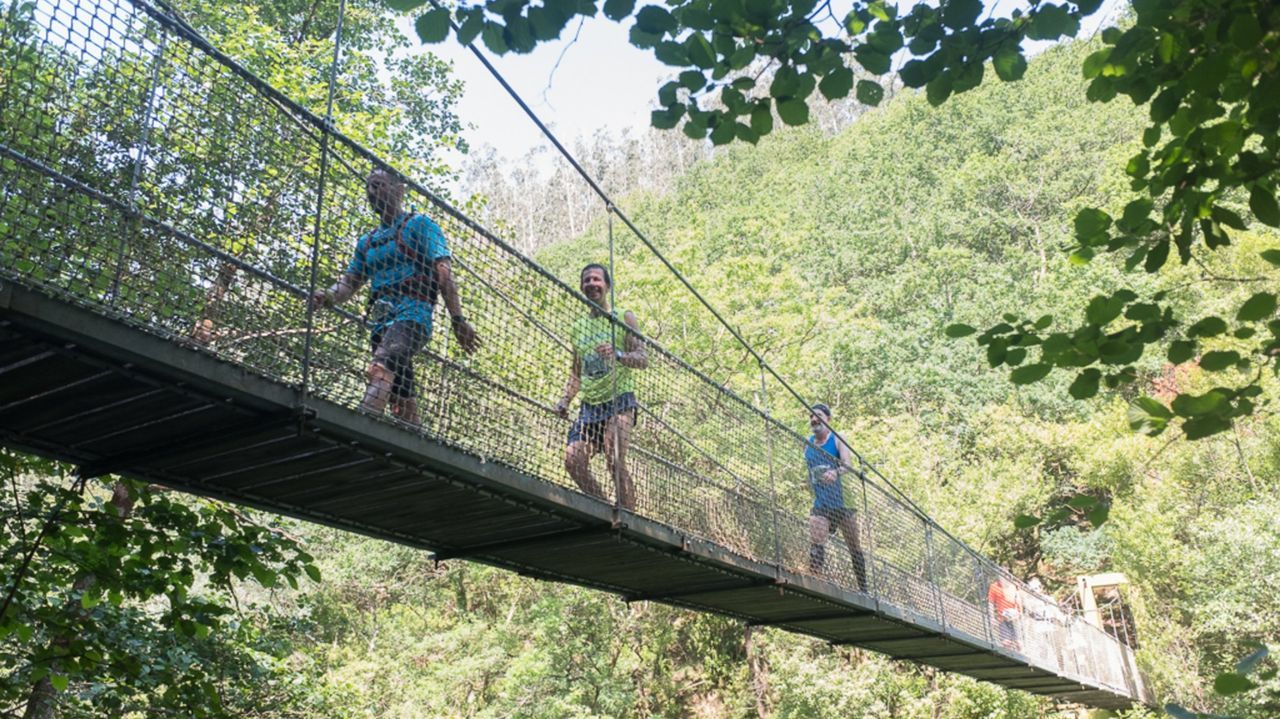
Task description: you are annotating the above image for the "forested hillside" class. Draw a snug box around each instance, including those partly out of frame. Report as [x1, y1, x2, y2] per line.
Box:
[3, 17, 1278, 719]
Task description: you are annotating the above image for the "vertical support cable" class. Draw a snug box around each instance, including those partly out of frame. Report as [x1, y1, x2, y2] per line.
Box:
[858, 457, 877, 600]
[110, 31, 167, 307]
[977, 555, 995, 647]
[757, 362, 781, 572]
[605, 203, 622, 516]
[301, 0, 346, 399]
[924, 521, 946, 630]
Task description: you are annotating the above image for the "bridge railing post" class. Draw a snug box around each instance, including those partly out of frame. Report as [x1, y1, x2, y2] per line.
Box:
[924, 521, 946, 631]
[757, 363, 783, 572]
[858, 458, 877, 599]
[301, 0, 347, 398]
[975, 554, 995, 647]
[110, 31, 168, 308]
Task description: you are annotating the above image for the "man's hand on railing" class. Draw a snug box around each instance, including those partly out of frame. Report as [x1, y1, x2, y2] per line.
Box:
[552, 398, 570, 418]
[451, 315, 480, 354]
[307, 289, 331, 311]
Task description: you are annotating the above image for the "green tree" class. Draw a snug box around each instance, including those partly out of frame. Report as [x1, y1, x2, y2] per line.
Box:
[0, 453, 321, 718]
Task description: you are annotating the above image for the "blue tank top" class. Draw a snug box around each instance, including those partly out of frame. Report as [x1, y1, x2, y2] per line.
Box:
[805, 433, 847, 509]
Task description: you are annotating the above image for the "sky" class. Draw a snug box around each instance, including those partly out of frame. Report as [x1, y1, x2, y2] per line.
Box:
[406, 0, 1129, 171]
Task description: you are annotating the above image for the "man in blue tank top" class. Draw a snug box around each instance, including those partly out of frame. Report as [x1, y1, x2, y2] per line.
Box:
[805, 403, 867, 592]
[309, 168, 479, 425]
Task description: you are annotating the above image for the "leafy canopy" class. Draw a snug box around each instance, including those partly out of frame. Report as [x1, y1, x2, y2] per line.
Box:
[405, 0, 1280, 440]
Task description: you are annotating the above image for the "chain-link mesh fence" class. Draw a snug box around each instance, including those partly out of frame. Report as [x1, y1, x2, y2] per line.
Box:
[0, 0, 1142, 701]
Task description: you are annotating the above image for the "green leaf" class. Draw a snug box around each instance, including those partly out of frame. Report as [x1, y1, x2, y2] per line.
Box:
[926, 72, 953, 106]
[993, 47, 1027, 82]
[415, 8, 452, 43]
[1199, 350, 1240, 371]
[709, 119, 734, 145]
[1228, 16, 1263, 48]
[1014, 514, 1041, 529]
[941, 0, 981, 29]
[678, 69, 705, 91]
[1128, 396, 1172, 436]
[854, 46, 891, 75]
[385, 0, 428, 11]
[818, 68, 854, 100]
[1146, 235, 1167, 268]
[685, 34, 715, 69]
[1214, 671, 1257, 695]
[602, 0, 635, 21]
[1087, 504, 1110, 527]
[1074, 208, 1112, 238]
[457, 11, 485, 44]
[1167, 340, 1196, 364]
[482, 22, 509, 53]
[651, 107, 681, 129]
[854, 79, 883, 105]
[1069, 368, 1101, 399]
[1186, 316, 1228, 338]
[770, 66, 800, 98]
[1251, 186, 1280, 227]
[1260, 249, 1280, 267]
[1028, 3, 1076, 40]
[945, 323, 976, 338]
[1085, 295, 1124, 326]
[1081, 49, 1109, 79]
[1211, 205, 1247, 231]
[1171, 390, 1227, 417]
[635, 5, 677, 34]
[50, 674, 69, 692]
[1067, 494, 1097, 509]
[1010, 363, 1051, 385]
[750, 101, 773, 135]
[776, 98, 809, 126]
[1237, 292, 1277, 322]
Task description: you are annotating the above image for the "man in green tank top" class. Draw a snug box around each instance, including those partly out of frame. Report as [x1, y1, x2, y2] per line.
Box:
[553, 264, 648, 510]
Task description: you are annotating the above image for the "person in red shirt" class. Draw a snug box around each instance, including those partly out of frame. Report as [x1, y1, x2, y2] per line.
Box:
[988, 575, 1023, 650]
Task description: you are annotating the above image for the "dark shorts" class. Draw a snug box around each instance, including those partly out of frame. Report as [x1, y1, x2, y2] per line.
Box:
[370, 321, 429, 400]
[997, 619, 1020, 645]
[567, 392, 638, 451]
[810, 506, 855, 528]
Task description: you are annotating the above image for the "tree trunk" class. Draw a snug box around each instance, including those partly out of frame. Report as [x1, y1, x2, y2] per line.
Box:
[744, 624, 771, 718]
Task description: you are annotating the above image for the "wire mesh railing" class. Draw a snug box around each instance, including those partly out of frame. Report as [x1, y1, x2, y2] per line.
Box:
[0, 0, 1144, 702]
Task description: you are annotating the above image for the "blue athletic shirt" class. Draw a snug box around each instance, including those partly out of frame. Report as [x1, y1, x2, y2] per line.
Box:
[345, 211, 450, 332]
[805, 432, 847, 509]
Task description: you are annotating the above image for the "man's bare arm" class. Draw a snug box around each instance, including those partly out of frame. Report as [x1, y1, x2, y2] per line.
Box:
[434, 258, 479, 353]
[619, 311, 648, 369]
[310, 272, 363, 309]
[554, 354, 582, 417]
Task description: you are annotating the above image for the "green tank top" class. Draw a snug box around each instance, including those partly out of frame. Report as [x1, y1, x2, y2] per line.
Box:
[573, 309, 635, 405]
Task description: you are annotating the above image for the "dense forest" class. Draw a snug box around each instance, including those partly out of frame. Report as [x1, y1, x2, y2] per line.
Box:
[2, 1, 1279, 717]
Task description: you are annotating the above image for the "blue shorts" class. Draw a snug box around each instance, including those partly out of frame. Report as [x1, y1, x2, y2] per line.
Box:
[567, 392, 638, 450]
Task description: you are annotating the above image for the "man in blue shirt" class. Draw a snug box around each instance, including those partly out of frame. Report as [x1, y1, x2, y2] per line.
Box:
[805, 403, 867, 592]
[309, 168, 479, 424]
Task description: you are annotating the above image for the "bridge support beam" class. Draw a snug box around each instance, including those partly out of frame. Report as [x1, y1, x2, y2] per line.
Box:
[432, 525, 615, 560]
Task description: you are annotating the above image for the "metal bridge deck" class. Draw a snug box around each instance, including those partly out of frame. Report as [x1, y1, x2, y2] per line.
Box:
[0, 282, 1136, 710]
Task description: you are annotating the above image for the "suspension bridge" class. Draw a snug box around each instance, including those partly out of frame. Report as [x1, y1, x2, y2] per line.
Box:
[0, 0, 1150, 708]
